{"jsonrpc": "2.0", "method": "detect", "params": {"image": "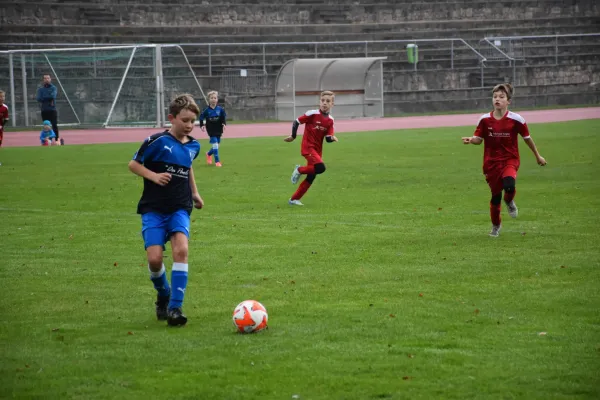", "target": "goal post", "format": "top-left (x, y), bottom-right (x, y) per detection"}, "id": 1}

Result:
top-left (1, 44), bottom-right (207, 128)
